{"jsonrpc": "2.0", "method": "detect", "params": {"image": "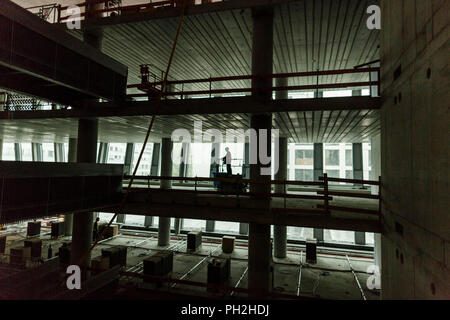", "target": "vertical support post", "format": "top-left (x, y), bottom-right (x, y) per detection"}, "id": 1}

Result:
top-left (313, 143), bottom-right (324, 240)
top-left (64, 138), bottom-right (77, 236)
top-left (118, 143), bottom-right (134, 224)
top-left (158, 137), bottom-right (173, 246)
top-left (32, 143), bottom-right (43, 162)
top-left (273, 90), bottom-right (288, 259)
top-left (71, 0), bottom-right (103, 276)
top-left (352, 142), bottom-right (364, 185)
top-left (97, 142), bottom-right (109, 164)
top-left (323, 173), bottom-right (329, 214)
top-left (71, 118), bottom-right (98, 276)
top-left (0, 139), bottom-right (3, 160)
top-left (239, 142), bottom-right (250, 235)
top-left (54, 143), bottom-right (66, 162)
top-left (14, 143), bottom-right (22, 161)
top-left (207, 141), bottom-right (220, 233)
top-left (353, 140), bottom-right (364, 243)
top-left (150, 142), bottom-right (161, 176)
top-left (247, 5), bottom-right (274, 297)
